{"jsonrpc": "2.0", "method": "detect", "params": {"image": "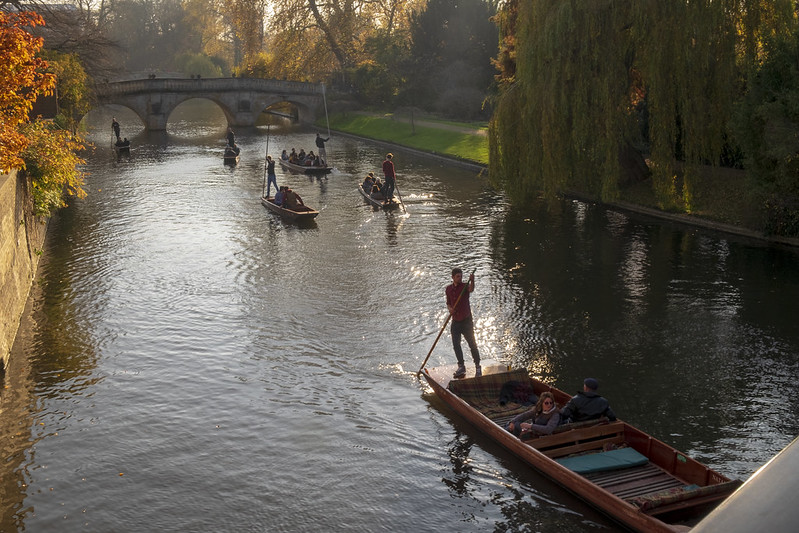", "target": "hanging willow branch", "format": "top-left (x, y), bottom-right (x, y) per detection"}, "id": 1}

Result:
top-left (489, 0), bottom-right (796, 209)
